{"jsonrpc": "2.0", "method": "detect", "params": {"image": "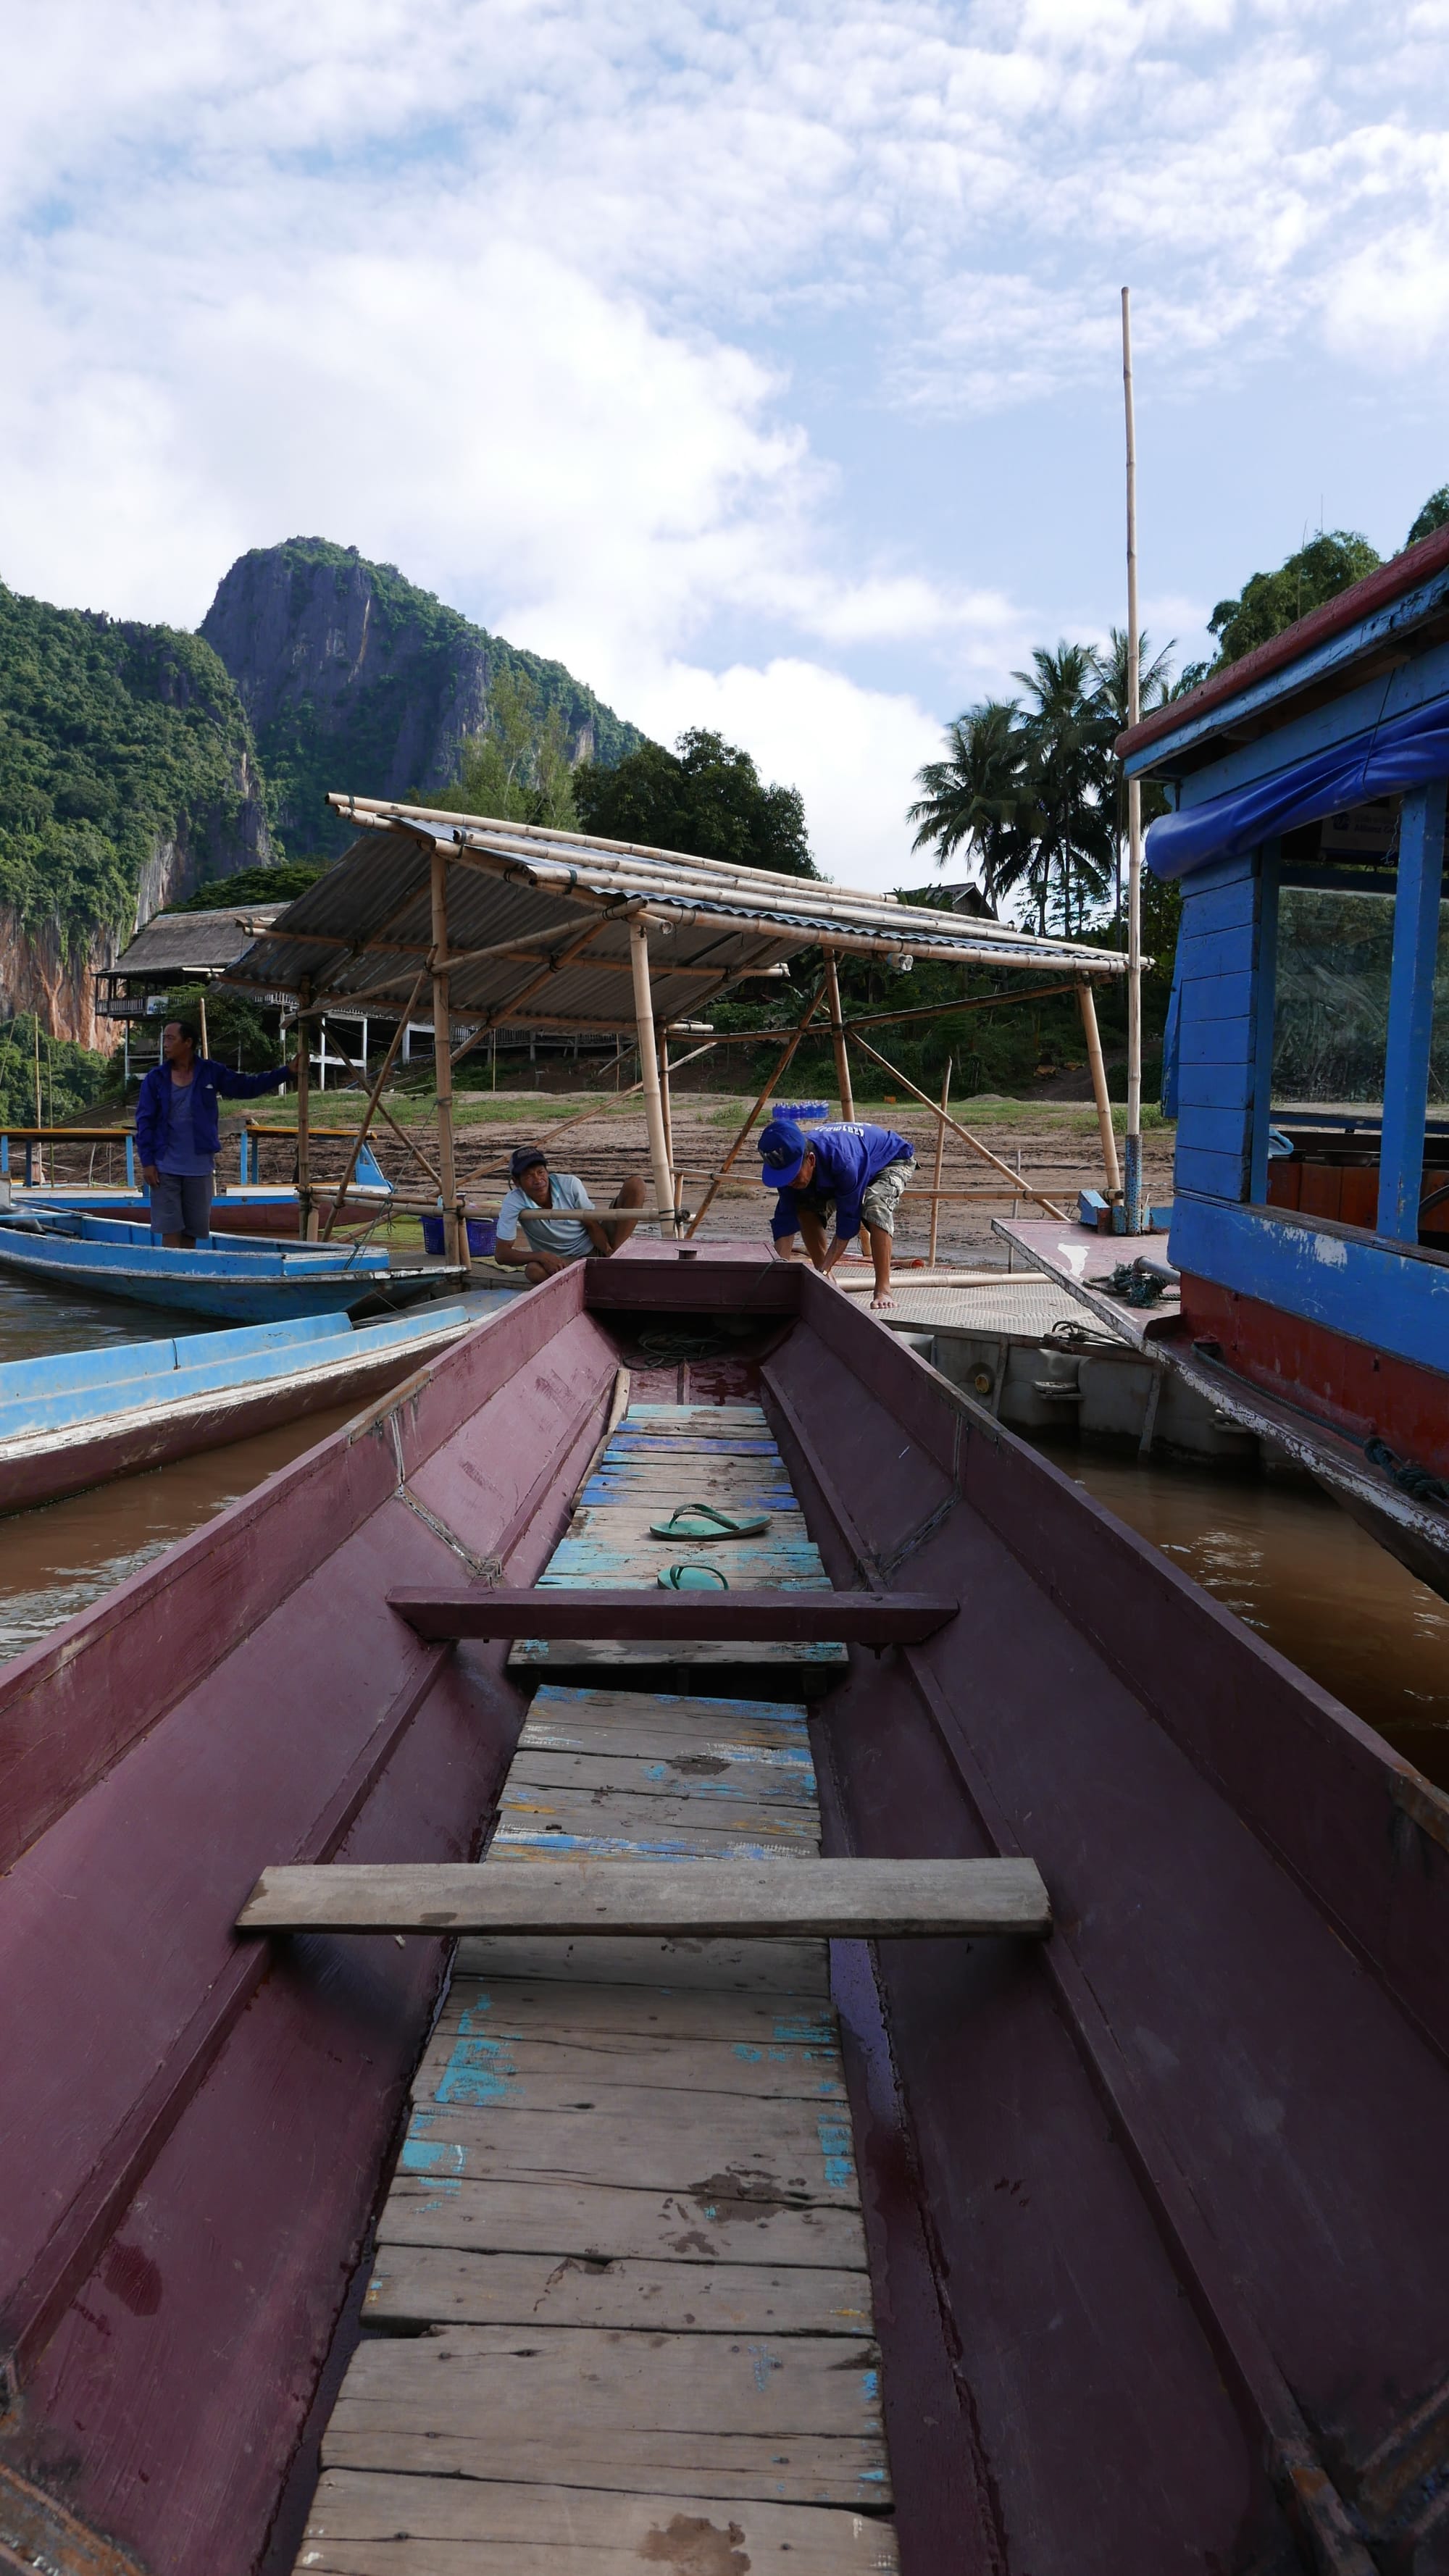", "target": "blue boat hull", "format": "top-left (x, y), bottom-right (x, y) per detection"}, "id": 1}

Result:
top-left (0, 1223), bottom-right (397, 1323)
